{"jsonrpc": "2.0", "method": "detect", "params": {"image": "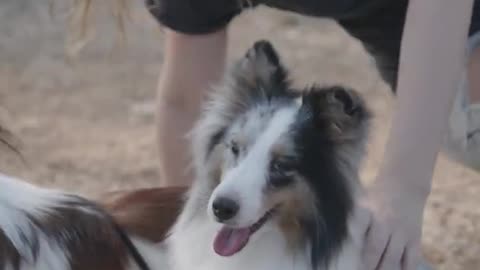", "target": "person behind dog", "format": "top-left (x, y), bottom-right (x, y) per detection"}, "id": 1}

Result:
top-left (140, 0), bottom-right (479, 270)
